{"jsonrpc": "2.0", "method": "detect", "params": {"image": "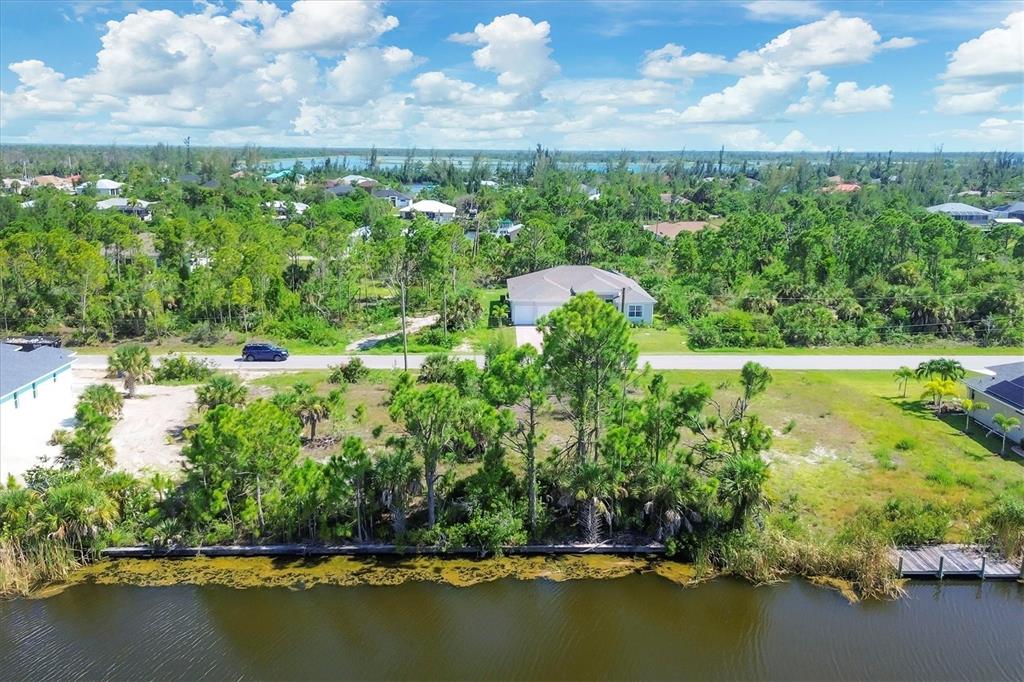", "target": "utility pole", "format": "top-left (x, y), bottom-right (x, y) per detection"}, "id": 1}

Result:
top-left (401, 258), bottom-right (409, 371)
